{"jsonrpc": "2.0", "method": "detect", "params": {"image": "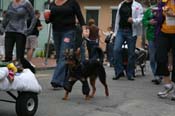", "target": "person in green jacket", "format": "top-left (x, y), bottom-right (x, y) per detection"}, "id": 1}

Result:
top-left (142, 3), bottom-right (162, 85)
